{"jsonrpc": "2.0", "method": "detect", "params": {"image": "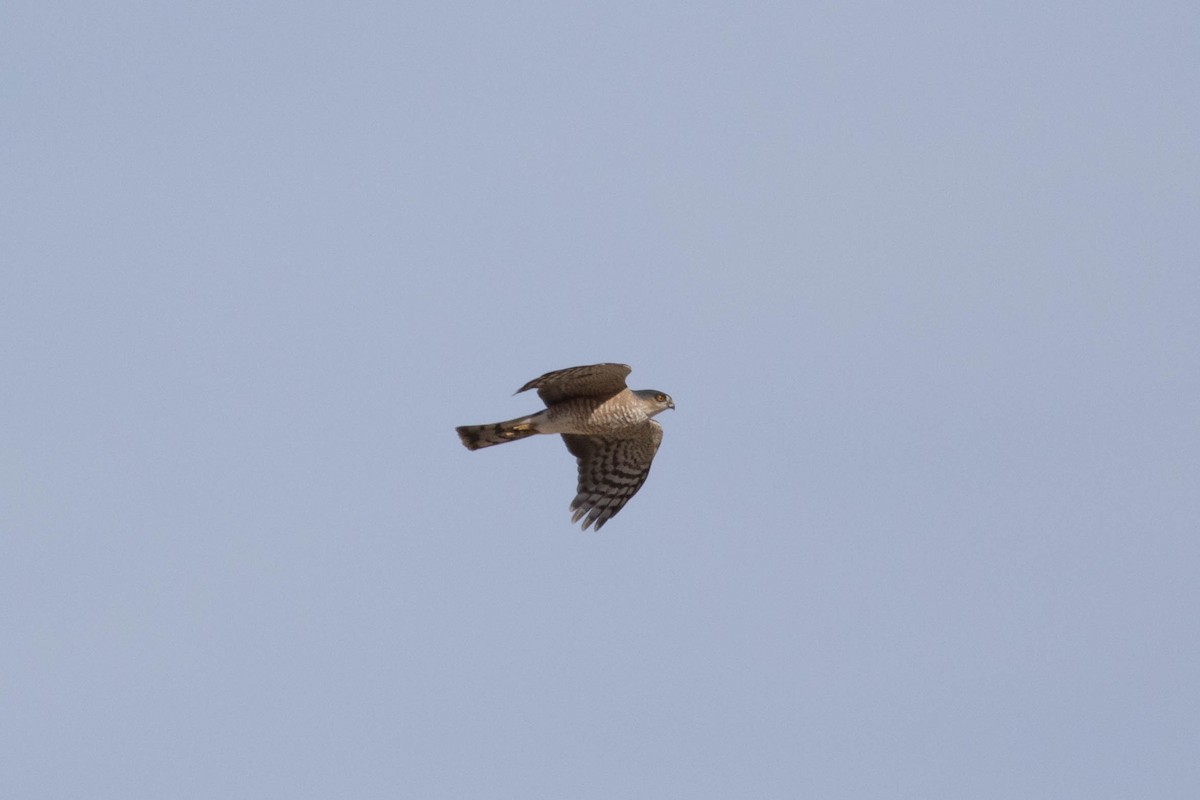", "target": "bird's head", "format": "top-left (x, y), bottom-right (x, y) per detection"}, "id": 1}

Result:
top-left (636, 389), bottom-right (675, 416)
